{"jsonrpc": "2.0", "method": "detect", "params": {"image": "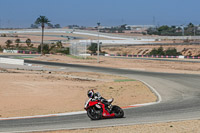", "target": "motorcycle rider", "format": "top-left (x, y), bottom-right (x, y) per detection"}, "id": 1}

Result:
top-left (87, 89), bottom-right (111, 111)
